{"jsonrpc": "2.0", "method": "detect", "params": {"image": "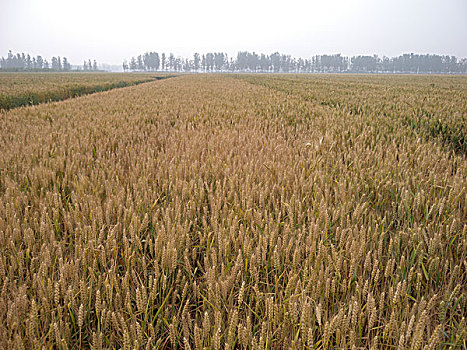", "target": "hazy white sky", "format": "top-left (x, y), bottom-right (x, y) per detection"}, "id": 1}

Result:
top-left (1, 0), bottom-right (466, 65)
